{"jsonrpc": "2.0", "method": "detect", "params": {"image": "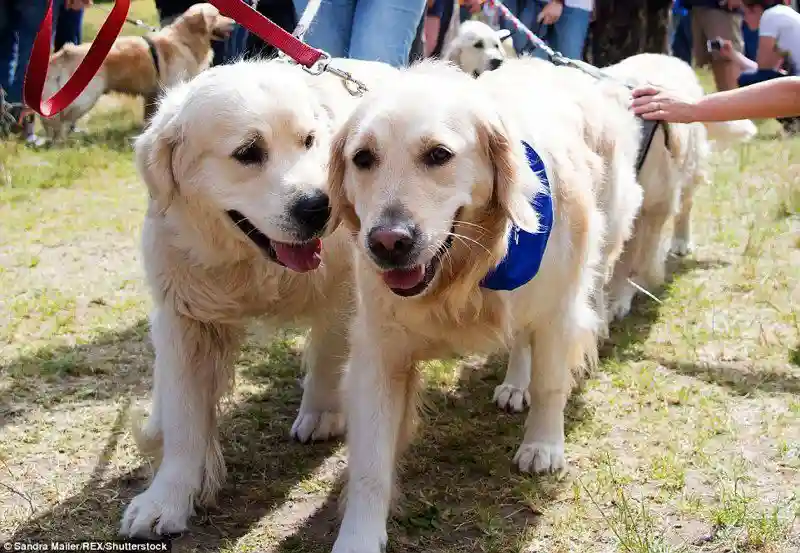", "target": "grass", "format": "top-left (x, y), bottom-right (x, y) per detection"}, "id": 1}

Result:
top-left (1, 3), bottom-right (799, 550)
